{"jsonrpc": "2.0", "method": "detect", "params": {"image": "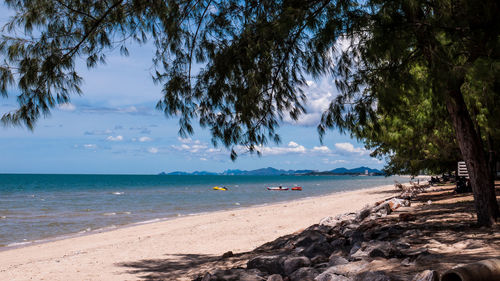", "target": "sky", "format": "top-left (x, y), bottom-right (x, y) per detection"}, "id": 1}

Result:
top-left (0, 3), bottom-right (384, 174)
